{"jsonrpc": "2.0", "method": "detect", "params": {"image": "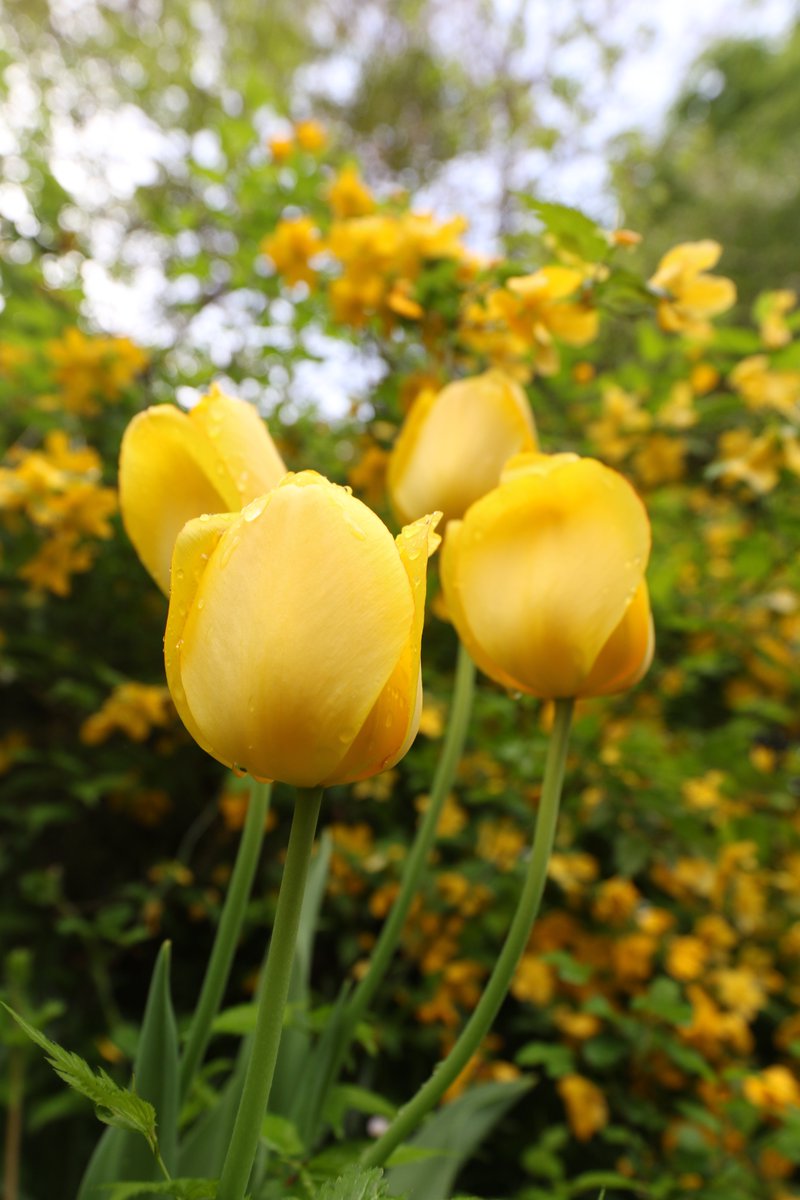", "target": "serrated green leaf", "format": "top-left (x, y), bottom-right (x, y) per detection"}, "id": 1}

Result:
top-left (2, 1004), bottom-right (157, 1152)
top-left (315, 1164), bottom-right (396, 1200)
